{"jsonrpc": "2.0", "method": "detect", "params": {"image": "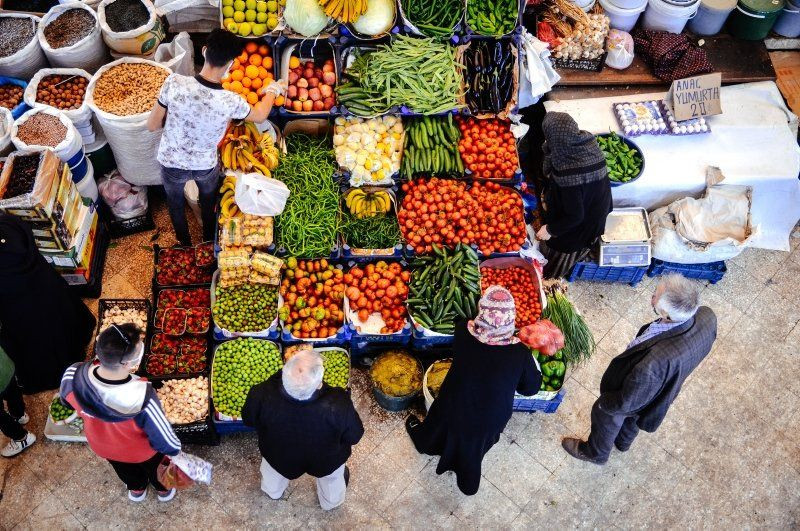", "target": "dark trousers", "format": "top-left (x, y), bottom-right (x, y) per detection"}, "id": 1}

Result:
top-left (161, 164), bottom-right (220, 246)
top-left (582, 400), bottom-right (640, 462)
top-left (0, 374), bottom-right (27, 441)
top-left (108, 452), bottom-right (168, 492)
